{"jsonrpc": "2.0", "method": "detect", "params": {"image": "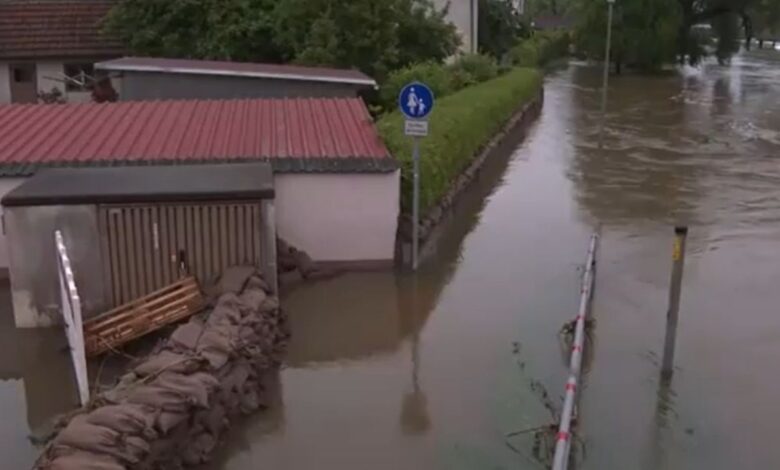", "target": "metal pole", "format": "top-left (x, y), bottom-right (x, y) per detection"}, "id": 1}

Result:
top-left (552, 233), bottom-right (599, 470)
top-left (598, 0), bottom-right (615, 149)
top-left (661, 226), bottom-right (687, 380)
top-left (412, 138), bottom-right (420, 271)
